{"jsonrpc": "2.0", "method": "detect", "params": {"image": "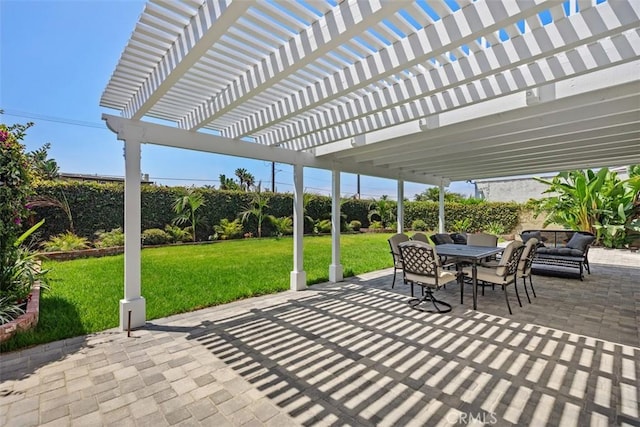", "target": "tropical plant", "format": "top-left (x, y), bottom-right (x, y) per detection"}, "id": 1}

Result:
top-left (141, 228), bottom-right (171, 245)
top-left (164, 225), bottom-right (191, 243)
top-left (235, 168), bottom-right (255, 191)
top-left (368, 220), bottom-right (383, 230)
top-left (485, 222), bottom-right (505, 235)
top-left (172, 188), bottom-right (206, 242)
top-left (414, 187), bottom-right (466, 202)
top-left (27, 142), bottom-right (59, 181)
top-left (535, 167), bottom-right (640, 247)
top-left (218, 174), bottom-right (240, 191)
top-left (27, 193), bottom-right (74, 232)
top-left (240, 183), bottom-right (270, 238)
top-left (41, 231), bottom-right (90, 252)
top-left (314, 219), bottom-right (332, 234)
top-left (368, 197), bottom-right (396, 229)
top-left (449, 218), bottom-right (471, 233)
top-left (94, 228), bottom-right (125, 248)
top-left (0, 220), bottom-right (50, 324)
top-left (213, 218), bottom-right (244, 240)
top-left (269, 216), bottom-right (293, 237)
